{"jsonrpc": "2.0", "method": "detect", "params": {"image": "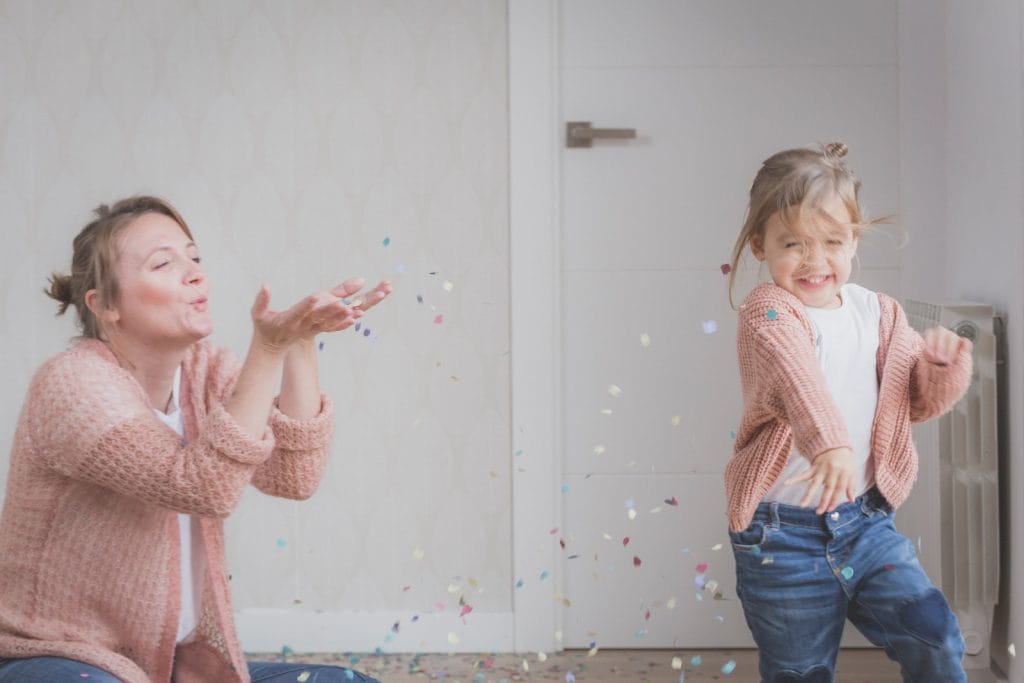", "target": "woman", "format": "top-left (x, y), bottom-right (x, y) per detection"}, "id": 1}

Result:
top-left (0, 196), bottom-right (388, 682)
